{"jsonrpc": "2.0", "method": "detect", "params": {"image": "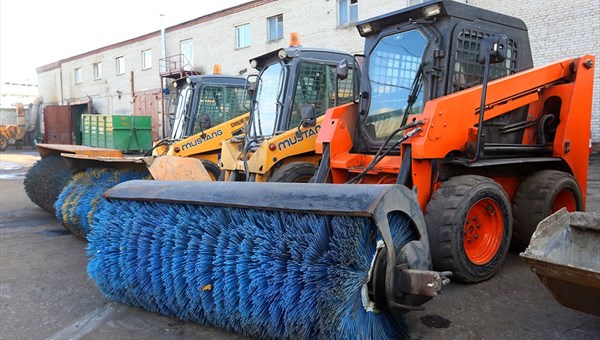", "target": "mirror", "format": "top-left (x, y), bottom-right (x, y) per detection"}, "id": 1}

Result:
top-left (244, 74), bottom-right (258, 101)
top-left (199, 114), bottom-right (211, 130)
top-left (300, 104), bottom-right (316, 127)
top-left (336, 59), bottom-right (349, 80)
top-left (247, 80), bottom-right (256, 97)
top-left (478, 34), bottom-right (508, 65)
